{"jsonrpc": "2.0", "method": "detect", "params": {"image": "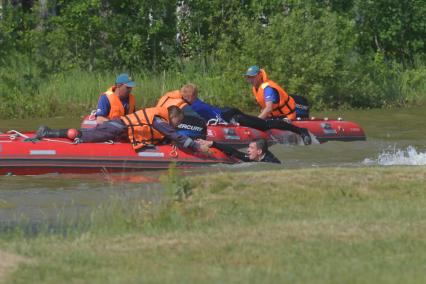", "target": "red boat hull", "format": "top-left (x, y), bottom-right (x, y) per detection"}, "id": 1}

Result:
top-left (0, 132), bottom-right (235, 175)
top-left (81, 116), bottom-right (366, 147)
